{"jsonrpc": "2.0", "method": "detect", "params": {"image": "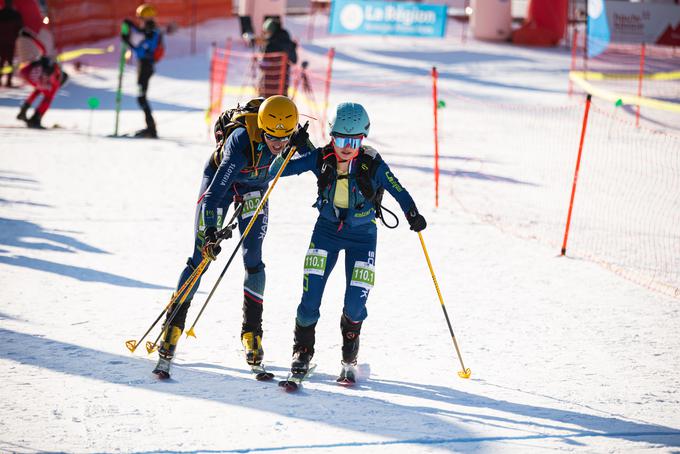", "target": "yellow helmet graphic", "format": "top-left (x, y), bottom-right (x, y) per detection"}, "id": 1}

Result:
top-left (257, 95), bottom-right (298, 137)
top-left (136, 3), bottom-right (158, 19)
